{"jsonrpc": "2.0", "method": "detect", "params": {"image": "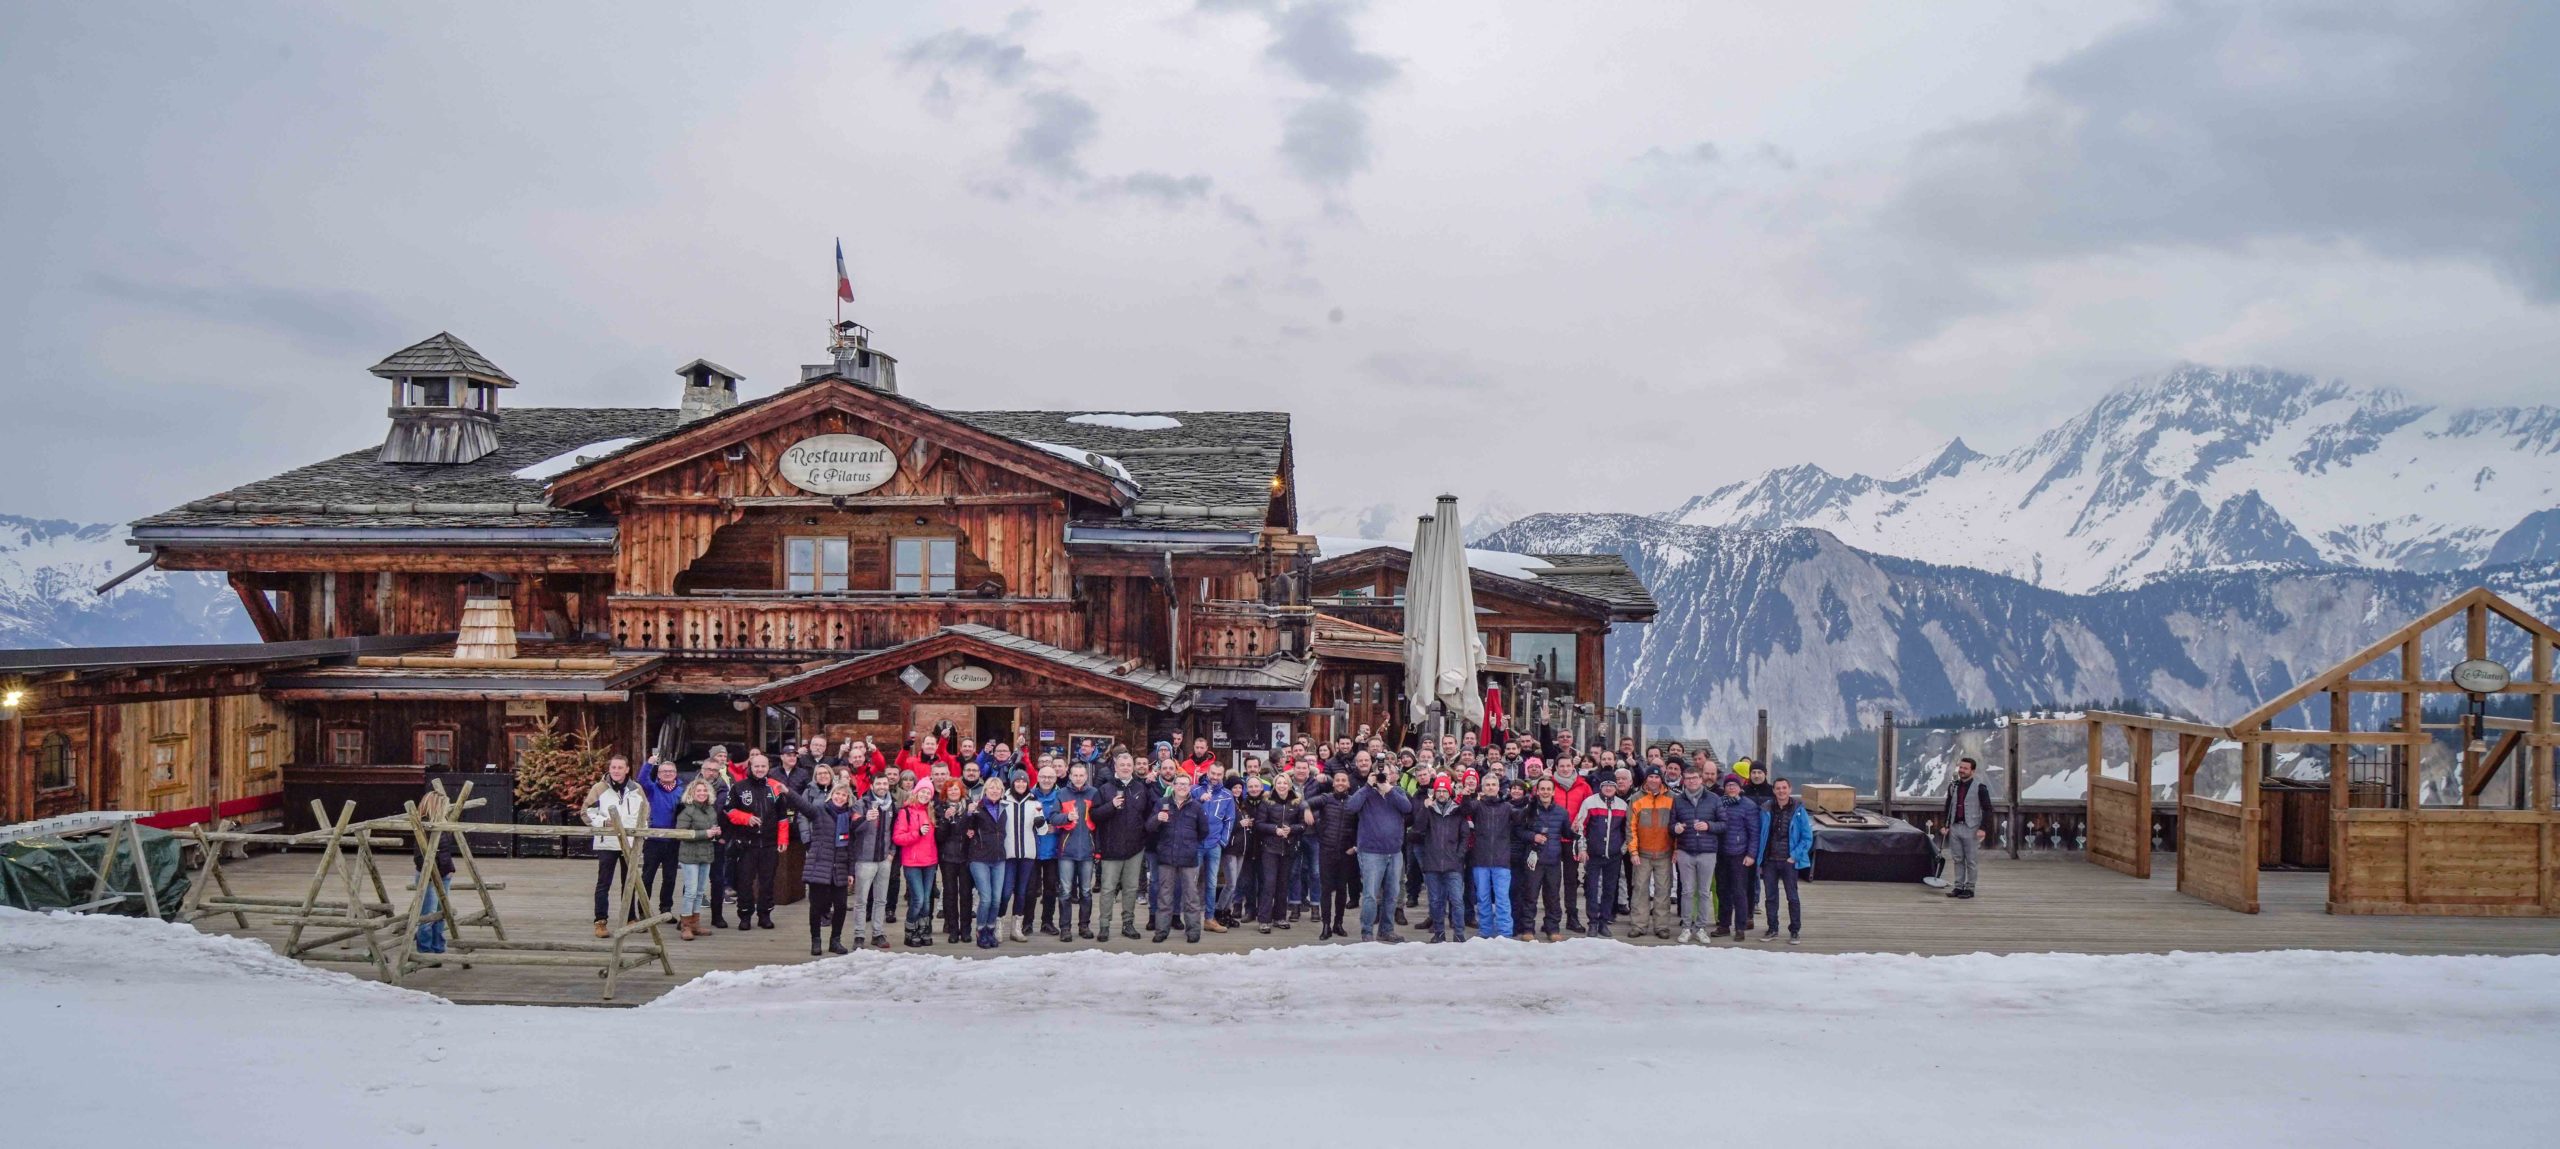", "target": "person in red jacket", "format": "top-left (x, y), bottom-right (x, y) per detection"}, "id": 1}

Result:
top-left (1553, 762), bottom-right (1595, 933)
top-left (1180, 737), bottom-right (1220, 781)
top-left (721, 751), bottom-right (792, 930)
